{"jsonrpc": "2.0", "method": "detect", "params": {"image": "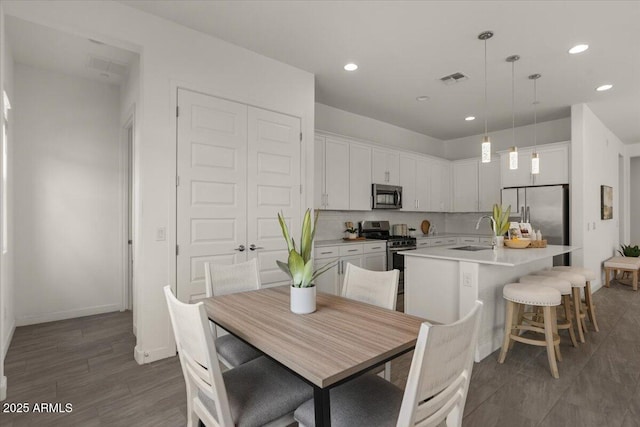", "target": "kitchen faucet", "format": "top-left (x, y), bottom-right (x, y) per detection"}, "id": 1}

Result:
top-left (476, 215), bottom-right (497, 250)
